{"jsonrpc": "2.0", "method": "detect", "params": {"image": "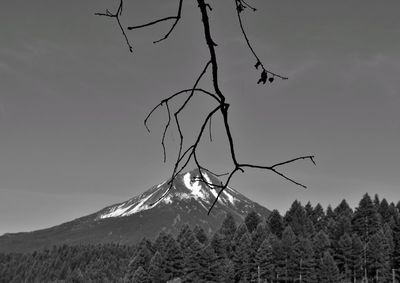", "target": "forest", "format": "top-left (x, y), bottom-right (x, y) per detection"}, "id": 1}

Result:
top-left (1, 193), bottom-right (400, 282)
